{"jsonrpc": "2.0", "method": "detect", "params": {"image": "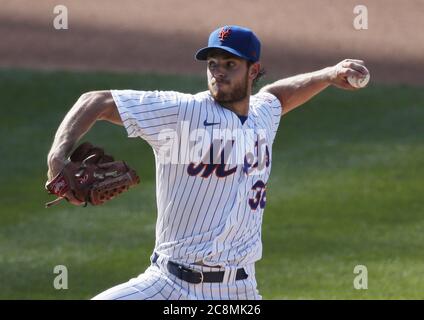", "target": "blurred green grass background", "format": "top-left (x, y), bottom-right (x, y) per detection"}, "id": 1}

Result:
top-left (0, 69), bottom-right (423, 299)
